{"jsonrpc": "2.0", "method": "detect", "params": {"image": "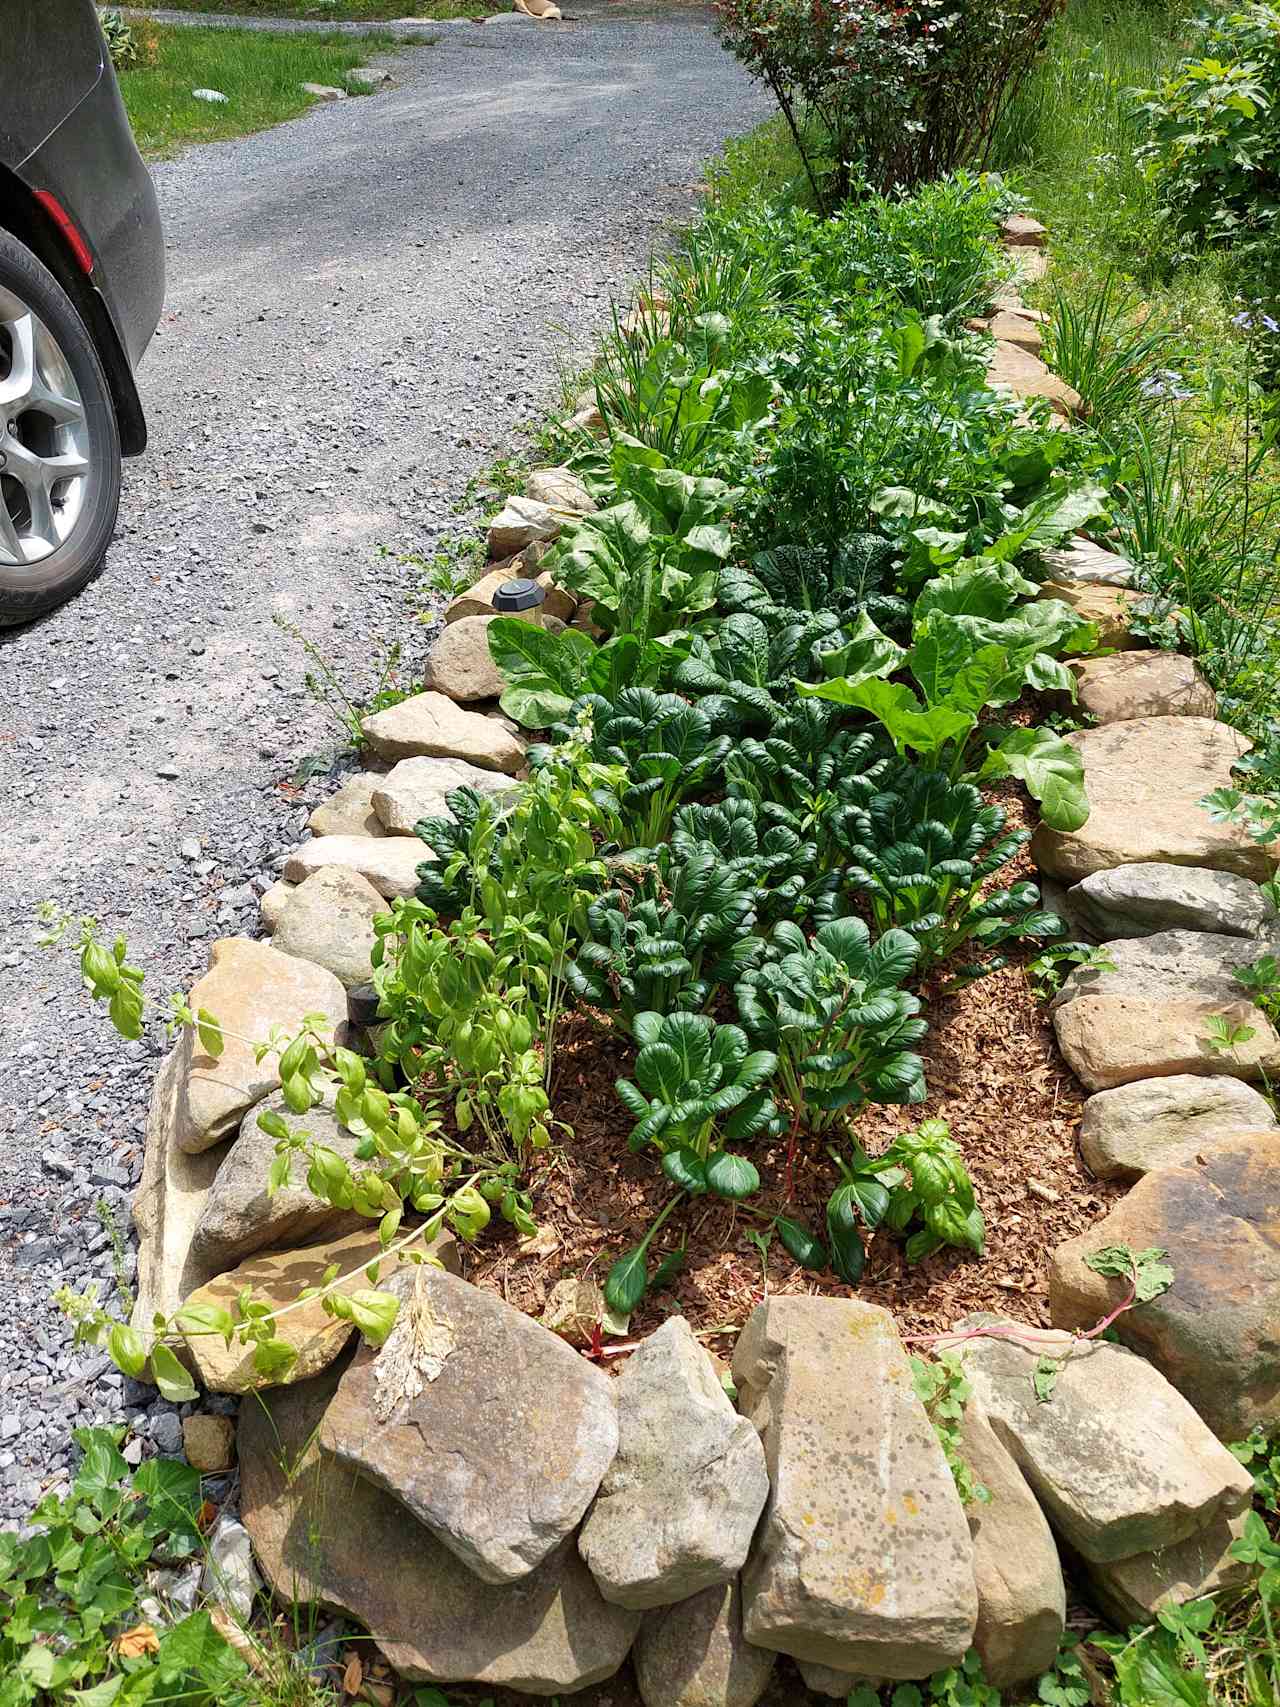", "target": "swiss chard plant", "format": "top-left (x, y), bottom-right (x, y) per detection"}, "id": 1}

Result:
top-left (829, 768), bottom-right (1064, 981)
top-left (486, 617), bottom-right (690, 730)
top-left (565, 848), bottom-right (765, 1022)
